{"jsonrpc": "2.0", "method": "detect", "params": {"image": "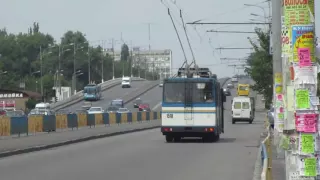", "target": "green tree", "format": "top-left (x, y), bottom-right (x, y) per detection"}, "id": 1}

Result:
top-left (0, 22), bottom-right (156, 102)
top-left (245, 28), bottom-right (273, 107)
top-left (120, 43), bottom-right (129, 61)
